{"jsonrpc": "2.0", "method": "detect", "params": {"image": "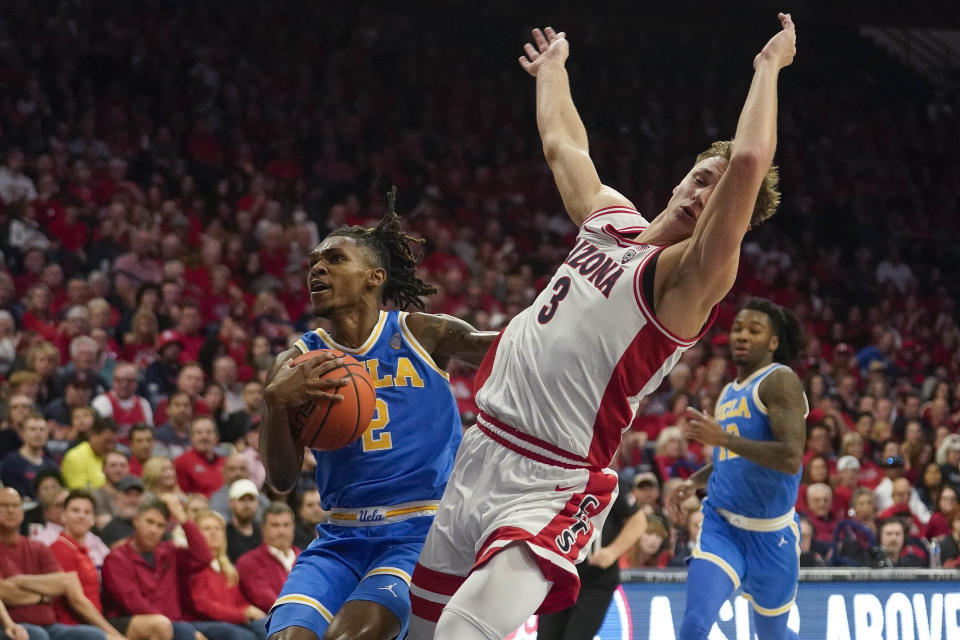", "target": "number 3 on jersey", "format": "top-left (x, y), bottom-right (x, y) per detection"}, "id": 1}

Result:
top-left (362, 398), bottom-right (391, 452)
top-left (538, 276), bottom-right (571, 324)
